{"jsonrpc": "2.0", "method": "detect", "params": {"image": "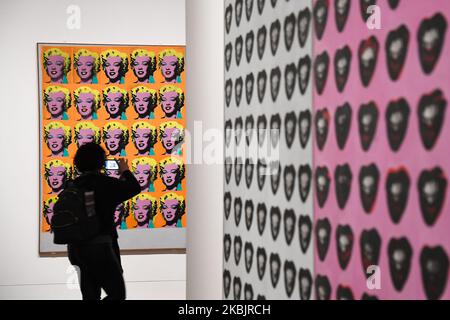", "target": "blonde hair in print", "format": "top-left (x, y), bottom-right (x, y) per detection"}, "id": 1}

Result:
top-left (159, 192), bottom-right (185, 214)
top-left (122, 201), bottom-right (130, 217)
top-left (43, 196), bottom-right (59, 212)
top-left (44, 159), bottom-right (72, 180)
top-left (131, 193), bottom-right (158, 218)
top-left (43, 195), bottom-right (59, 226)
top-left (102, 86), bottom-right (129, 109)
top-left (74, 49), bottom-right (101, 73)
top-left (131, 121), bottom-right (157, 145)
top-left (44, 86), bottom-right (71, 111)
top-left (73, 86), bottom-right (101, 111)
top-left (131, 86), bottom-right (158, 106)
top-left (159, 157), bottom-right (185, 180)
top-left (43, 48), bottom-right (71, 74)
top-left (100, 49), bottom-right (129, 74)
top-left (44, 121), bottom-right (72, 147)
top-left (116, 201), bottom-right (130, 225)
top-left (131, 157), bottom-right (158, 182)
top-left (158, 85), bottom-right (185, 108)
top-left (74, 122), bottom-right (101, 145)
top-left (130, 49), bottom-right (157, 74)
top-left (43, 196), bottom-right (58, 220)
top-left (159, 121), bottom-right (185, 143)
top-left (102, 121), bottom-right (129, 145)
top-left (158, 49), bottom-right (184, 75)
